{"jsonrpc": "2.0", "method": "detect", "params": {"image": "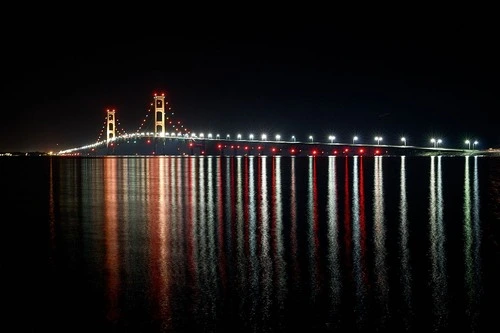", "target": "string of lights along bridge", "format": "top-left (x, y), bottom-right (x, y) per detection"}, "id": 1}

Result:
top-left (57, 92), bottom-right (484, 157)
